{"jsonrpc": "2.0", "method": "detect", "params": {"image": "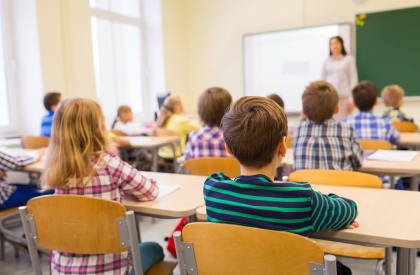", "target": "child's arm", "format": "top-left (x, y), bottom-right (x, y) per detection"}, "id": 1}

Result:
top-left (387, 123), bottom-right (401, 144)
top-left (349, 128), bottom-right (364, 167)
top-left (0, 149), bottom-right (44, 171)
top-left (180, 118), bottom-right (202, 132)
top-left (311, 189), bottom-right (358, 234)
top-left (184, 136), bottom-right (193, 160)
top-left (108, 154), bottom-right (159, 201)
